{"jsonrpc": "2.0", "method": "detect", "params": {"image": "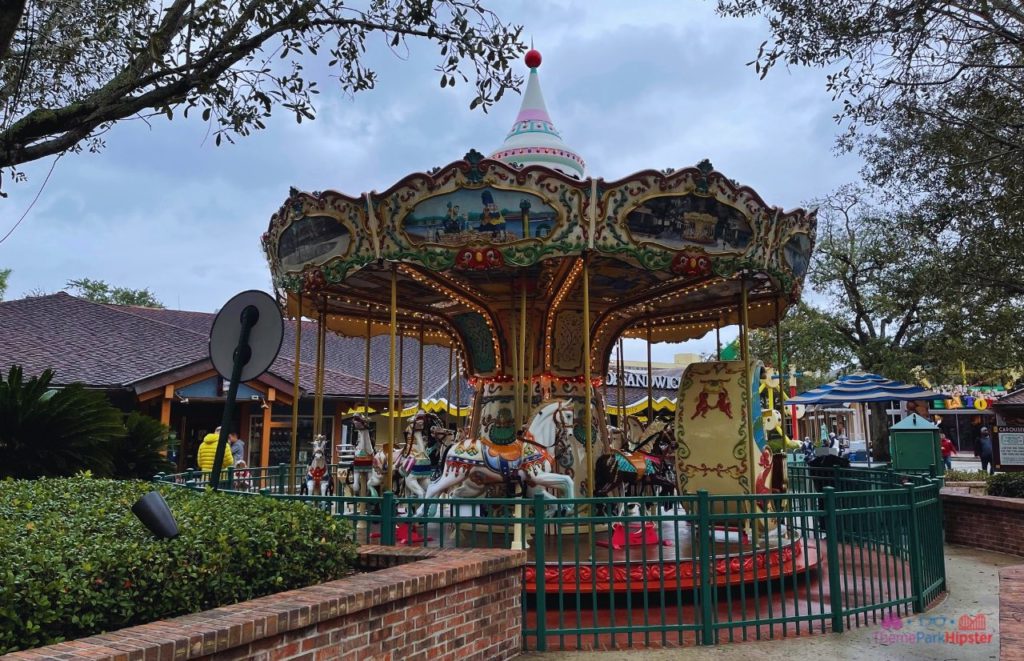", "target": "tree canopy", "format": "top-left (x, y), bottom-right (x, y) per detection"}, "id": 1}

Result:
top-left (65, 277), bottom-right (164, 307)
top-left (0, 267), bottom-right (8, 299)
top-left (0, 0), bottom-right (523, 191)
